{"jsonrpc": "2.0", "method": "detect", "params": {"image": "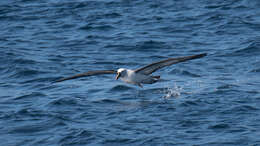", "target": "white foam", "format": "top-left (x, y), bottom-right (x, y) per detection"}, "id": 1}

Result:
top-left (163, 83), bottom-right (183, 98)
